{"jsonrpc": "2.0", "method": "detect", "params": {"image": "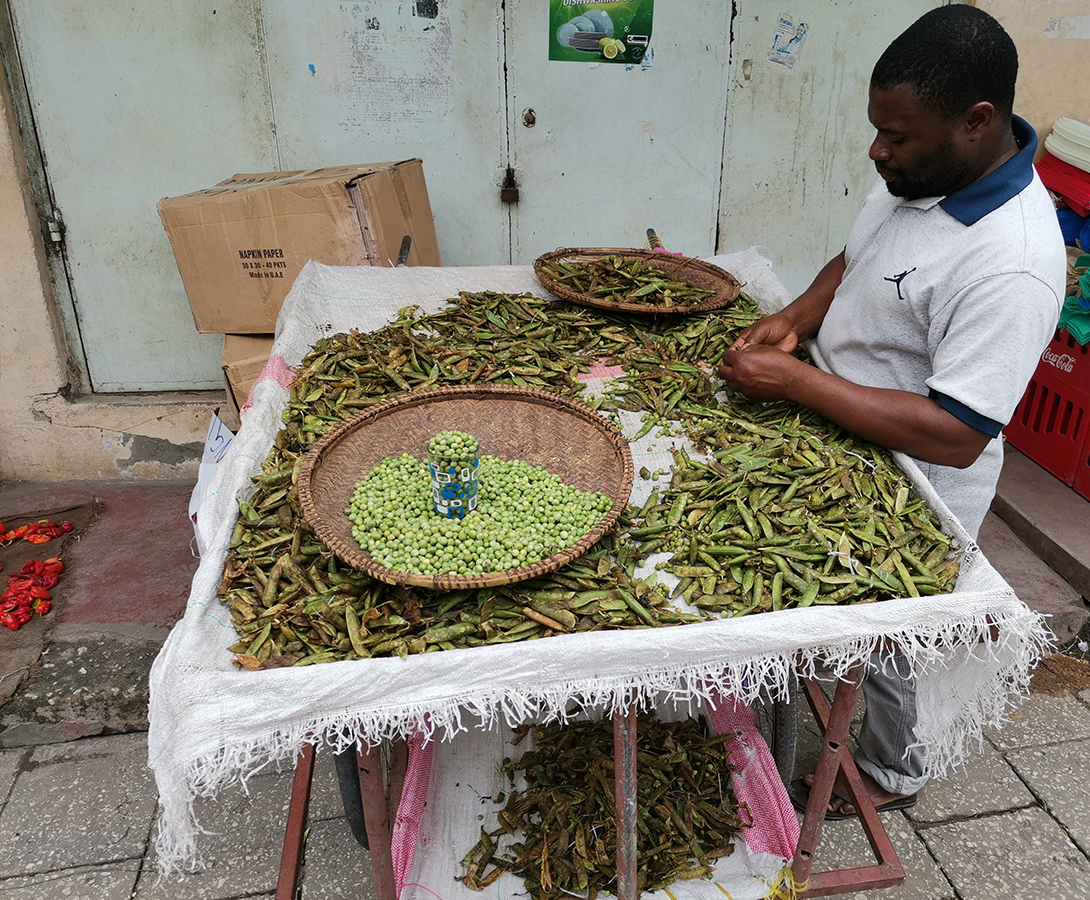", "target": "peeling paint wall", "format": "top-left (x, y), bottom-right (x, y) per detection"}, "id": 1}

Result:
top-left (973, 0), bottom-right (1090, 150)
top-left (717, 1), bottom-right (943, 297)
